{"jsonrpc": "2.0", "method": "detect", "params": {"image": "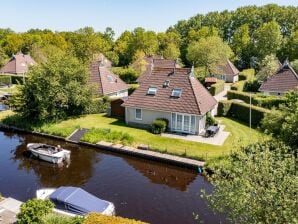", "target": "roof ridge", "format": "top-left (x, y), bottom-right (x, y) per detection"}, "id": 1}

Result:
top-left (188, 75), bottom-right (202, 115)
